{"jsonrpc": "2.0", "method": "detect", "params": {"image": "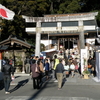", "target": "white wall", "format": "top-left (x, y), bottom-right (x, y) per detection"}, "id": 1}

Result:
top-left (41, 40), bottom-right (52, 46)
